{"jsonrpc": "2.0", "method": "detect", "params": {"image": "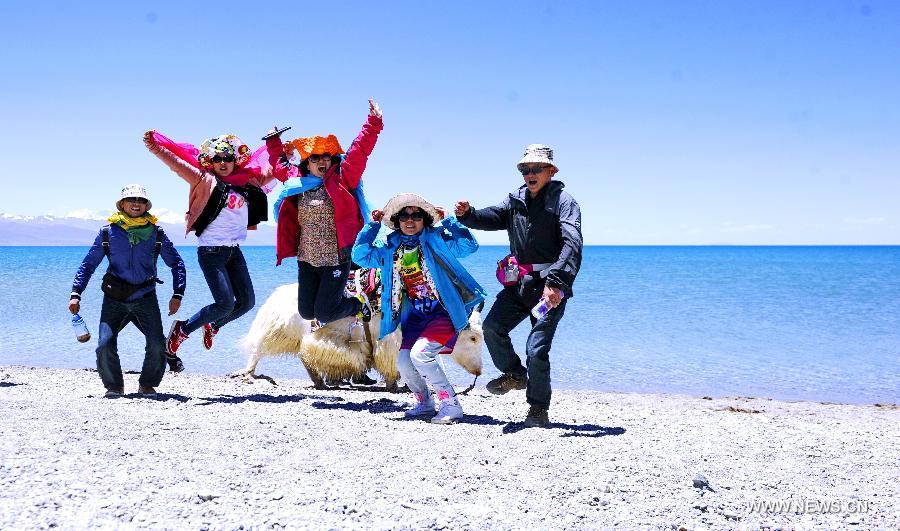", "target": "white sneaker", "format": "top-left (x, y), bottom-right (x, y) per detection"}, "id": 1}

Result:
top-left (404, 393), bottom-right (436, 417)
top-left (431, 400), bottom-right (463, 424)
